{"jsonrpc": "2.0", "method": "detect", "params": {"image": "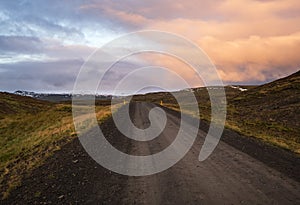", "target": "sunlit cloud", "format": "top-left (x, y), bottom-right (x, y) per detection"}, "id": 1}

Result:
top-left (0, 0), bottom-right (299, 92)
